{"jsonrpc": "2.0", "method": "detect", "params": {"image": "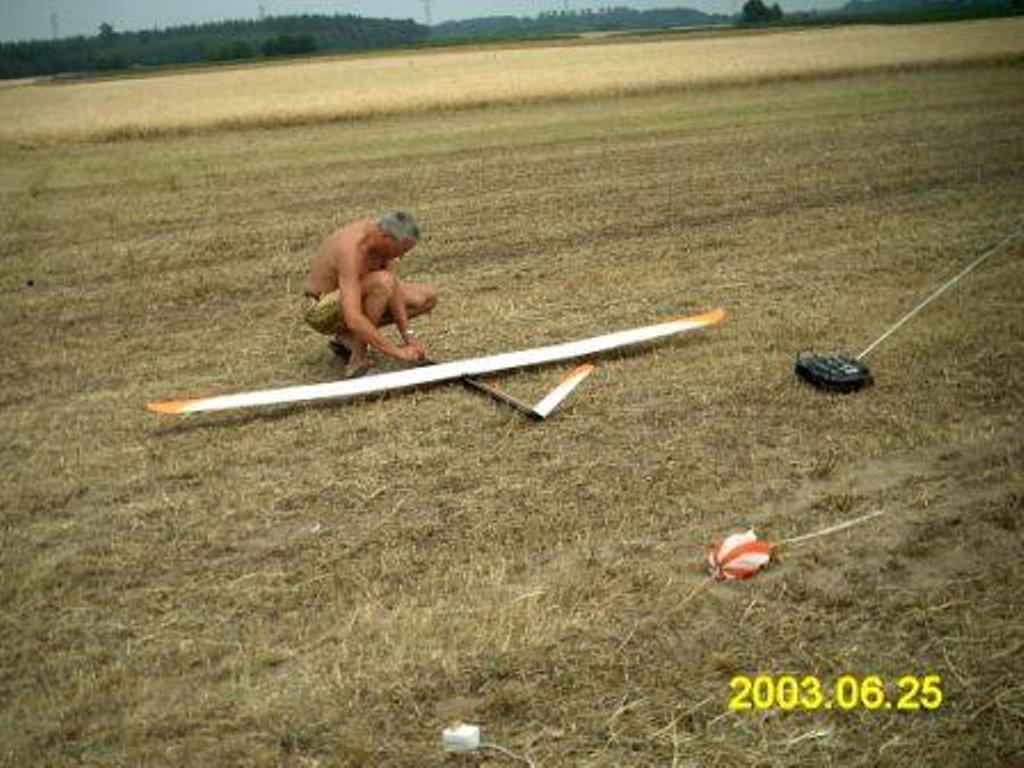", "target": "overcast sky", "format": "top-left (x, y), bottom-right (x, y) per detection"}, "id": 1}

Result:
top-left (0, 0), bottom-right (840, 42)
